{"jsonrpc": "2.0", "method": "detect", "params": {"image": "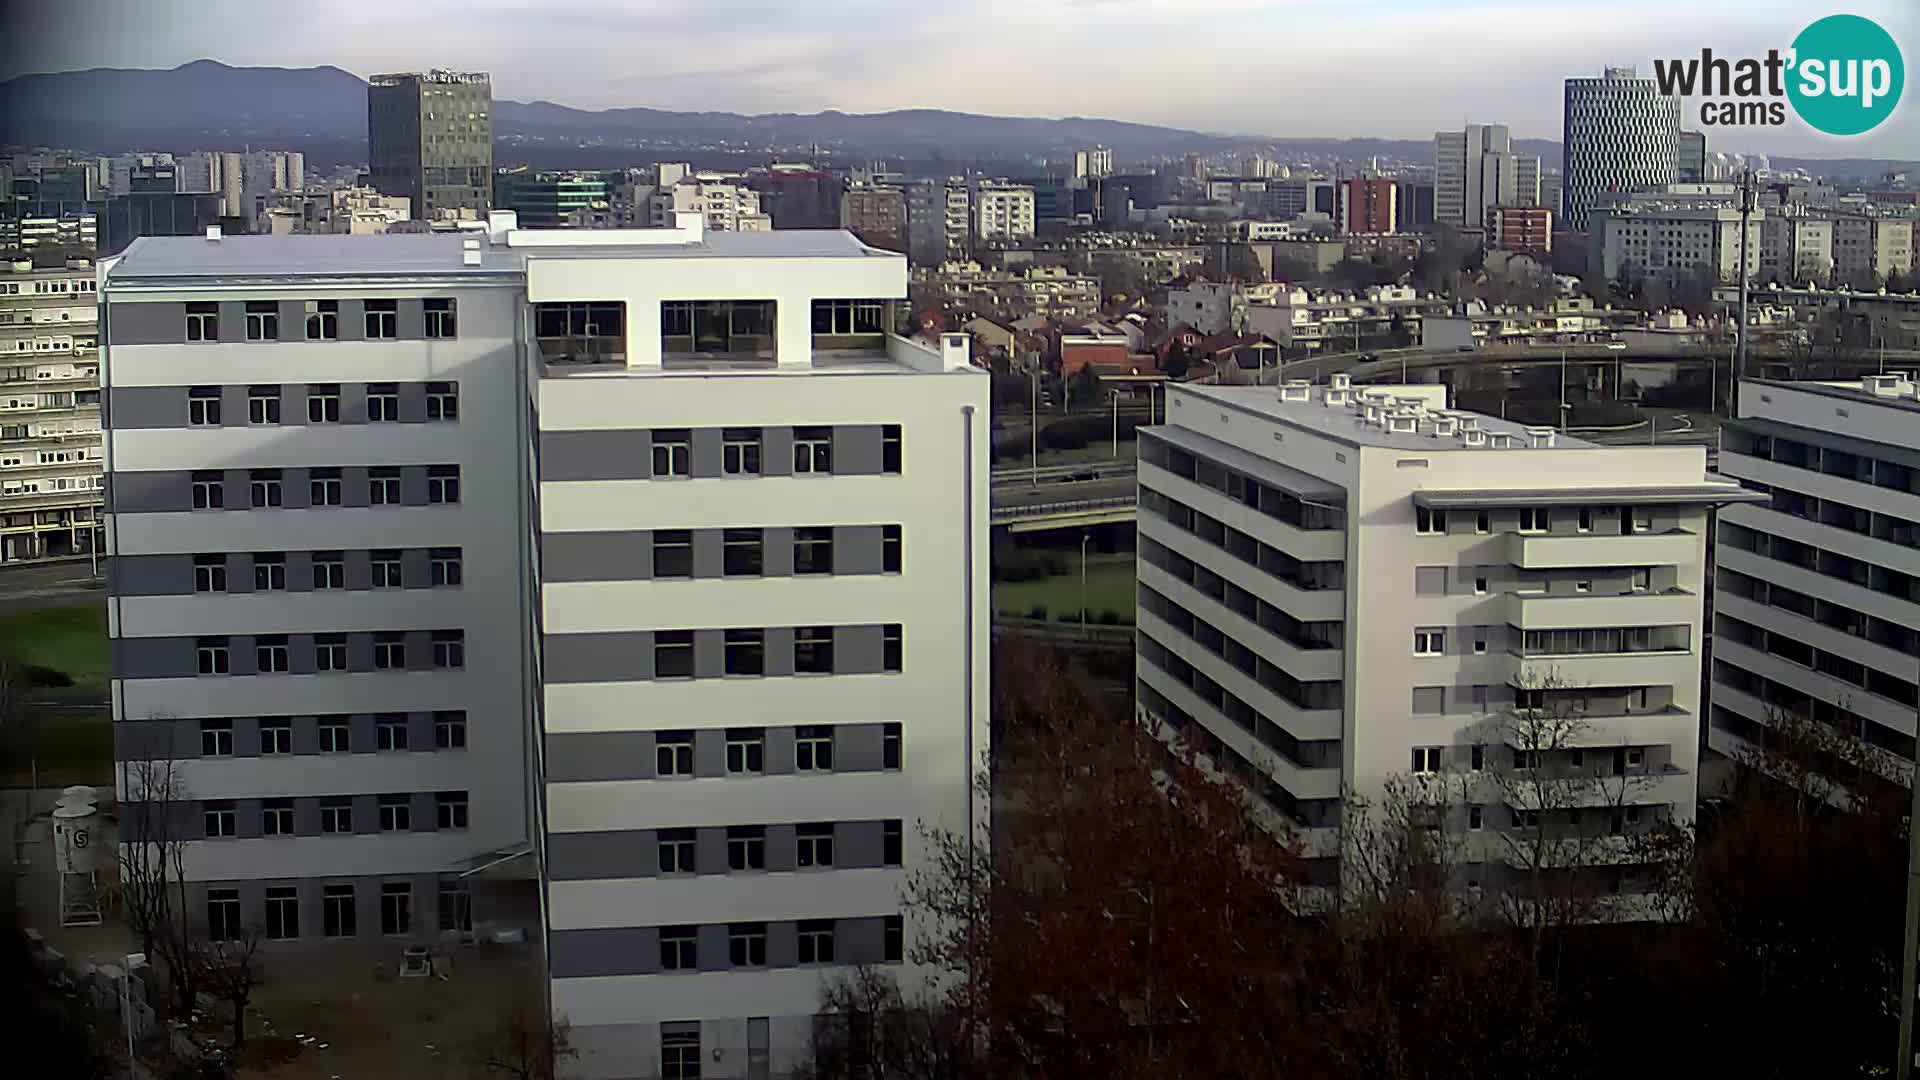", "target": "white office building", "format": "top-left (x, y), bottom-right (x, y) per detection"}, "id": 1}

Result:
top-left (101, 214), bottom-right (988, 1079)
top-left (2, 258), bottom-right (104, 563)
top-left (1710, 376), bottom-right (1920, 787)
top-left (1589, 195), bottom-right (1763, 285)
top-left (1434, 124), bottom-right (1541, 229)
top-left (1134, 377), bottom-right (1758, 896)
